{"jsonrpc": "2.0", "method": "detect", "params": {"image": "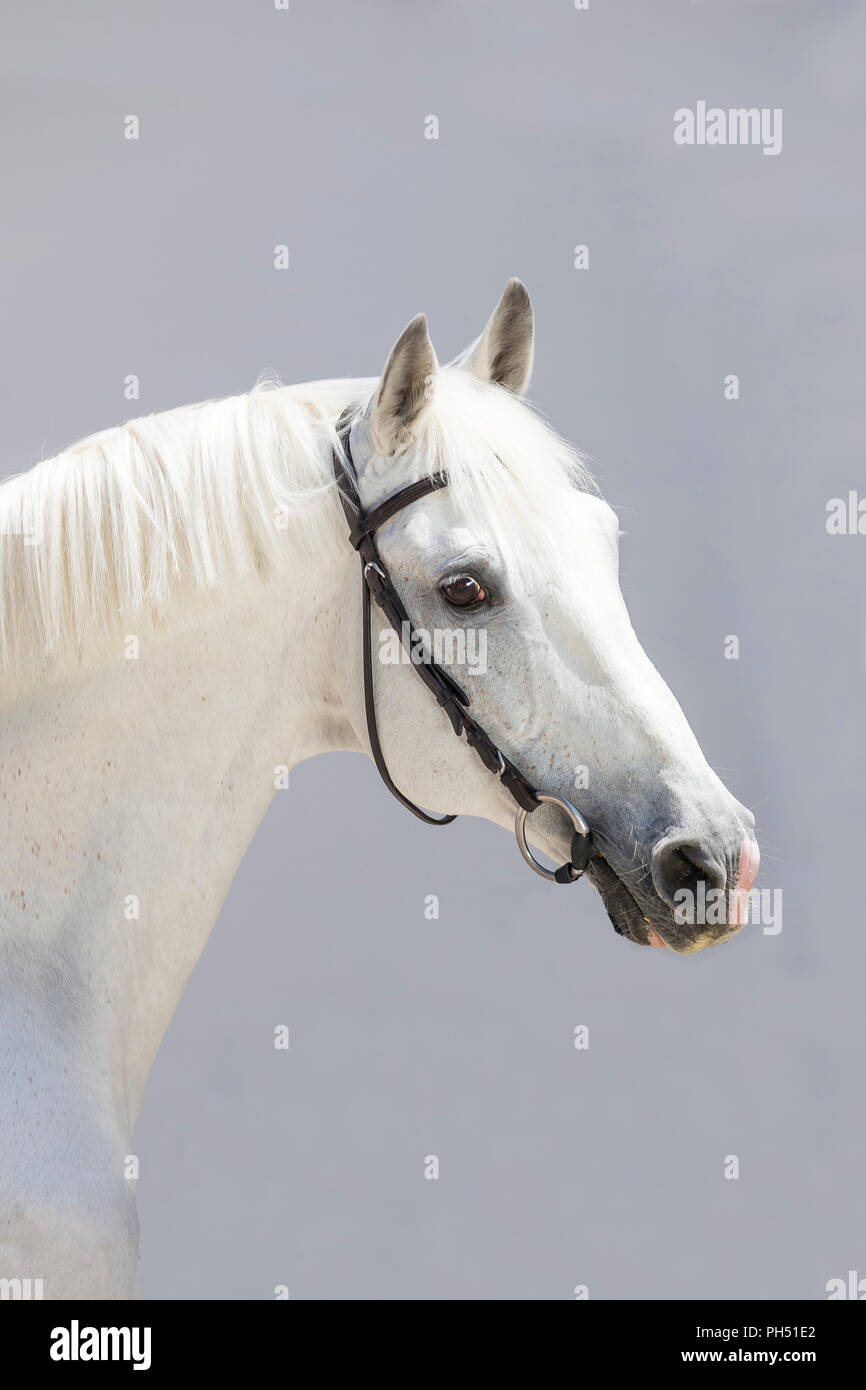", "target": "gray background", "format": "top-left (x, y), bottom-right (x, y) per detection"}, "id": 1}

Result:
top-left (2, 1), bottom-right (863, 1299)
